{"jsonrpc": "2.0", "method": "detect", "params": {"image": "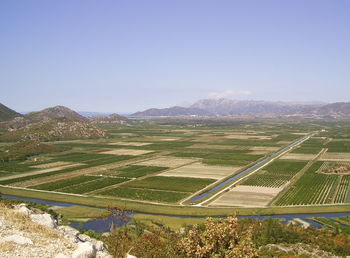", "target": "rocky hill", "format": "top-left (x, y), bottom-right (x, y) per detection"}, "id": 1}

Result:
top-left (0, 103), bottom-right (22, 121)
top-left (0, 120), bottom-right (106, 142)
top-left (0, 105), bottom-right (106, 141)
top-left (89, 113), bottom-right (130, 124)
top-left (25, 106), bottom-right (89, 123)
